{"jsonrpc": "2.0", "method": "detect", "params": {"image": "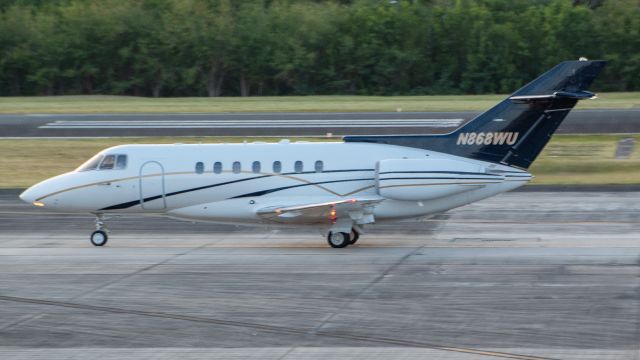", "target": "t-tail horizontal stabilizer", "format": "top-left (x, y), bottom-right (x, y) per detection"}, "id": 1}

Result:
top-left (344, 59), bottom-right (607, 169)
